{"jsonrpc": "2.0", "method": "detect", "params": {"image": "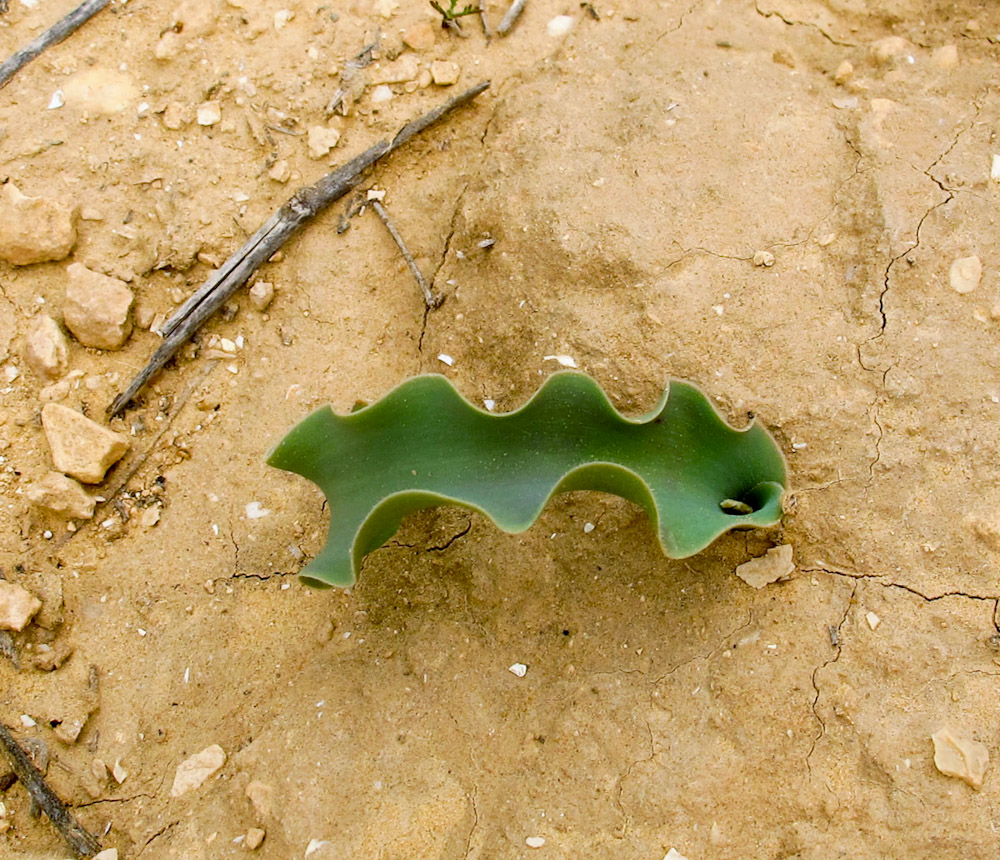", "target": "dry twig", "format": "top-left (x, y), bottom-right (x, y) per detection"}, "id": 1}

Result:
top-left (0, 0), bottom-right (108, 91)
top-left (370, 199), bottom-right (441, 309)
top-left (0, 721), bottom-right (101, 857)
top-left (496, 0), bottom-right (527, 35)
top-left (109, 81), bottom-right (490, 417)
